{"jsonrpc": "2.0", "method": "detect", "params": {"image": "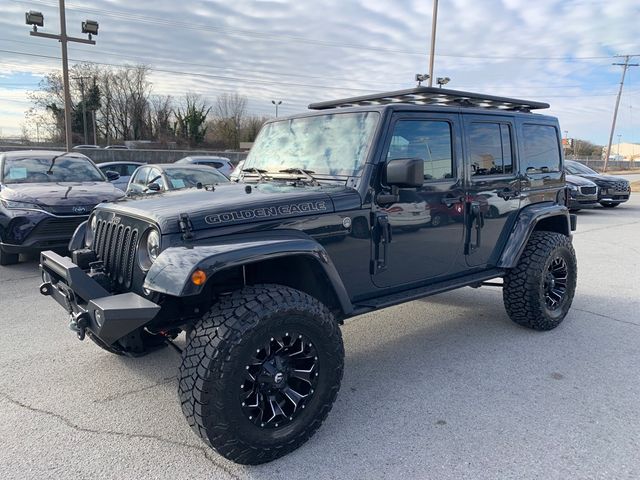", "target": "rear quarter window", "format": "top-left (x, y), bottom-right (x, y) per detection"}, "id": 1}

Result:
top-left (522, 124), bottom-right (561, 174)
